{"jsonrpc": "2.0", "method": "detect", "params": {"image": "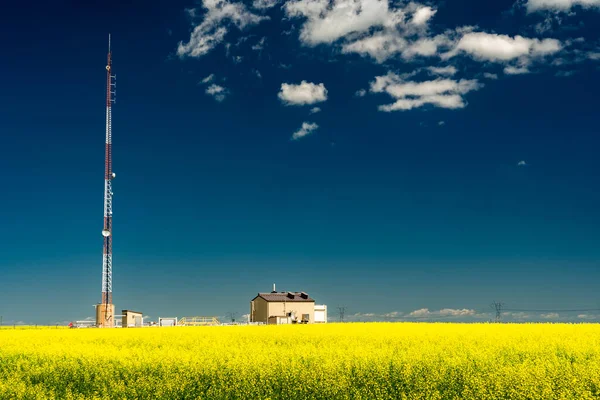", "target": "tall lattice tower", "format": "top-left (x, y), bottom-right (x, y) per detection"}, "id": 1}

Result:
top-left (96, 34), bottom-right (117, 328)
